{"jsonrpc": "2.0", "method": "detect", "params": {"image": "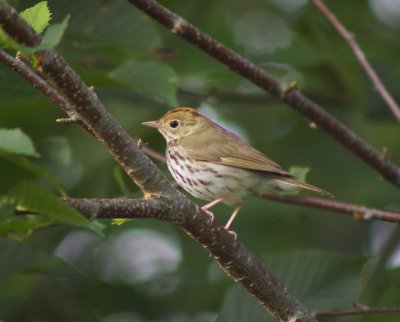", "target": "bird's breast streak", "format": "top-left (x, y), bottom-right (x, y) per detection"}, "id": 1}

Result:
top-left (167, 149), bottom-right (257, 204)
